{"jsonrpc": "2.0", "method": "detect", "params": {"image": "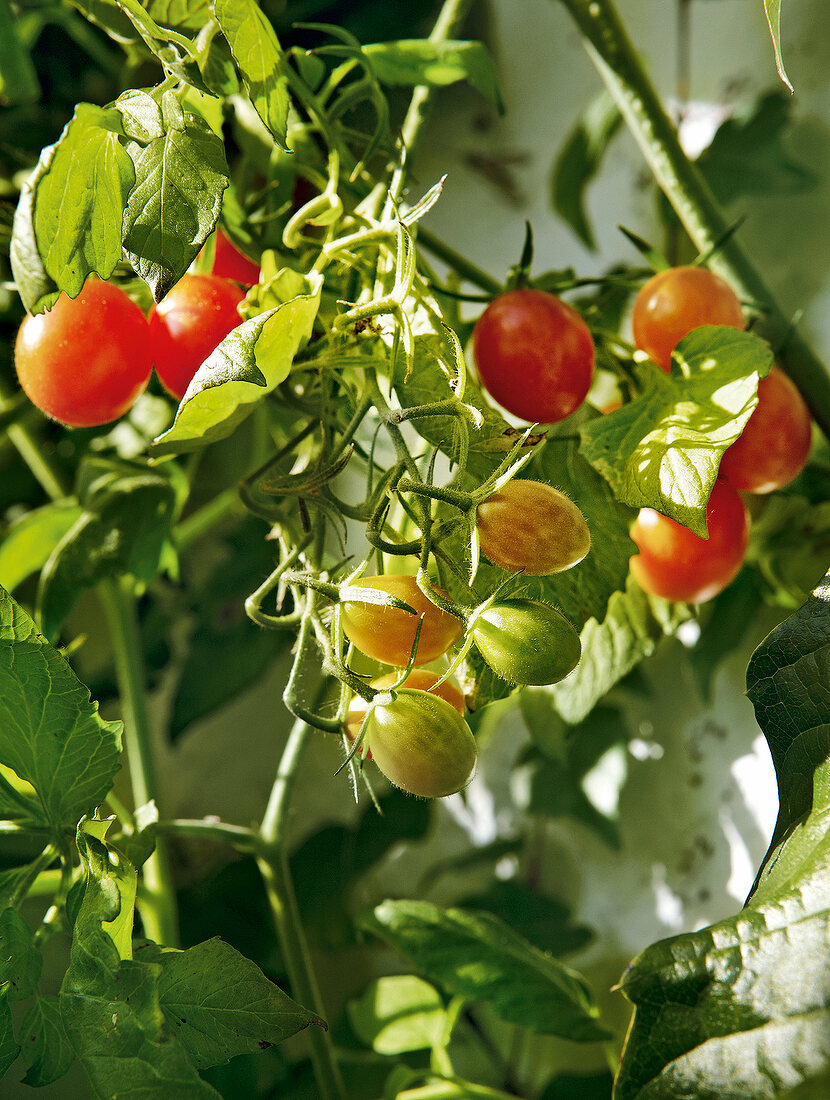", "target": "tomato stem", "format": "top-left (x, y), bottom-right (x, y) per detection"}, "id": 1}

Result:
top-left (560, 0), bottom-right (830, 438)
